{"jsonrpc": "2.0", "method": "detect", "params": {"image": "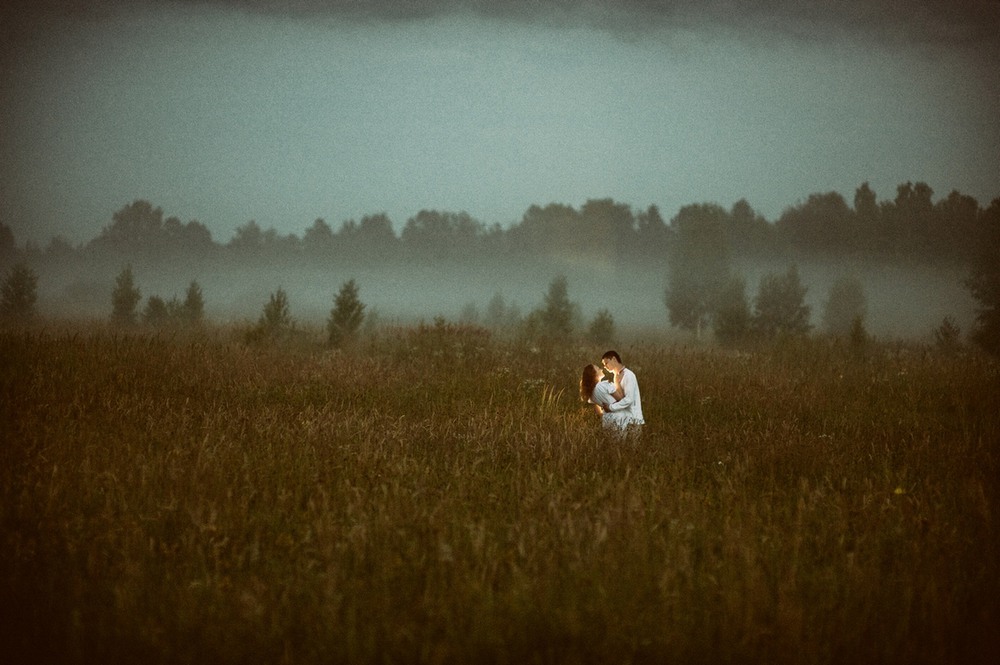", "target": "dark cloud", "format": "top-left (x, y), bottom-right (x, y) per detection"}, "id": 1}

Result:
top-left (4, 0), bottom-right (1000, 48)
top-left (188, 1), bottom-right (1000, 48)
